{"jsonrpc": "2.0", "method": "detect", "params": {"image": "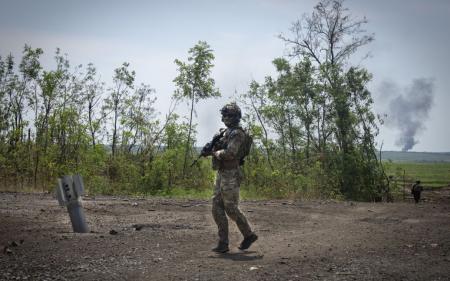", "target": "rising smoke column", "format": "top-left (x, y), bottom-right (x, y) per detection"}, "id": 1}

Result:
top-left (384, 78), bottom-right (434, 151)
